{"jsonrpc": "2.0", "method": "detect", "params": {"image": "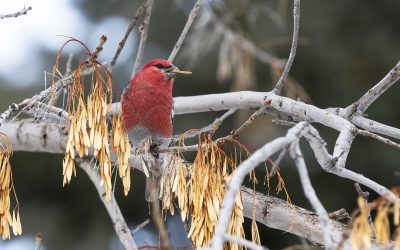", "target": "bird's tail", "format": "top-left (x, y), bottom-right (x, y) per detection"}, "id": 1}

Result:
top-left (145, 173), bottom-right (160, 202)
